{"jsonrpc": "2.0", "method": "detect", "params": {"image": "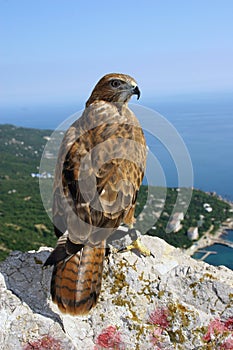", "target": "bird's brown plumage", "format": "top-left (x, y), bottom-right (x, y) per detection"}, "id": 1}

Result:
top-left (44, 73), bottom-right (146, 315)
